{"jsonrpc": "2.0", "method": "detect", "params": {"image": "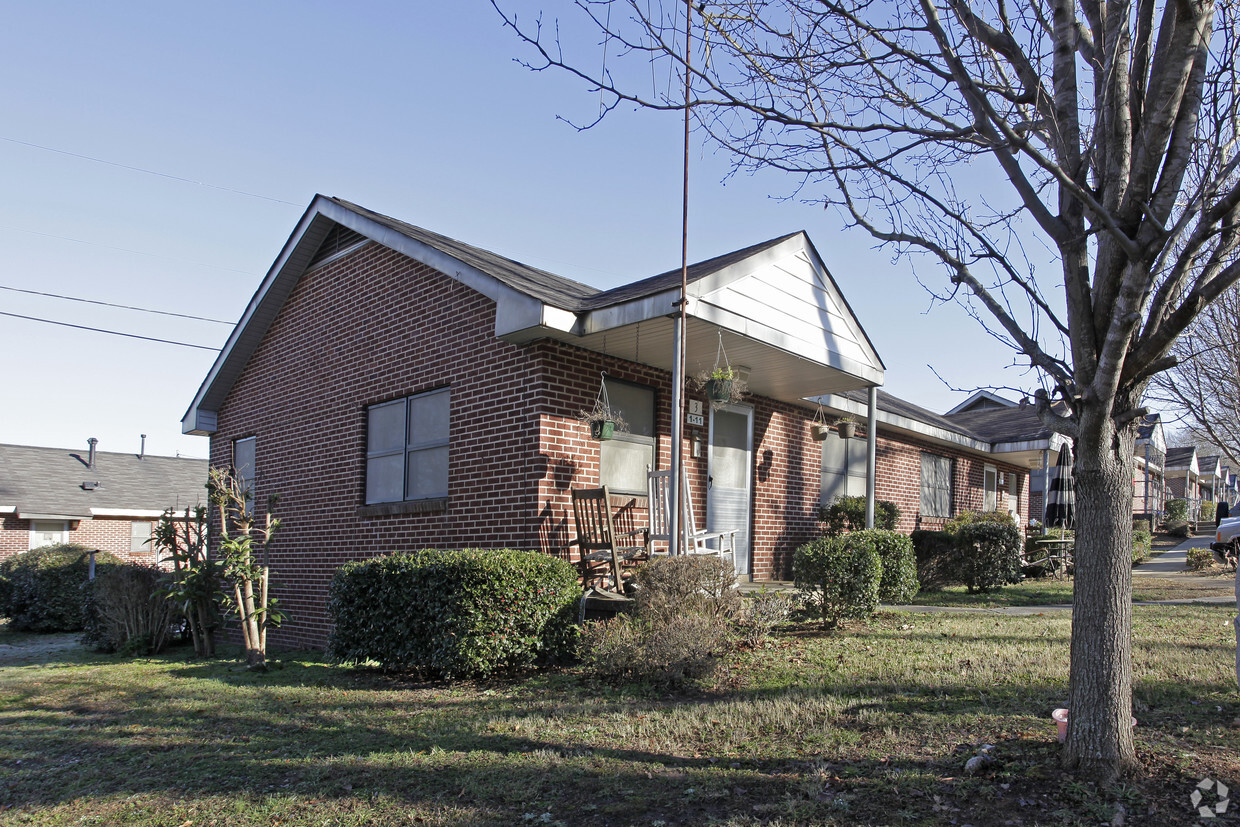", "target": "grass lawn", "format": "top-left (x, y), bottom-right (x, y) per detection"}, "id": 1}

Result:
top-left (1, 605), bottom-right (1238, 827)
top-left (910, 575), bottom-right (1236, 608)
